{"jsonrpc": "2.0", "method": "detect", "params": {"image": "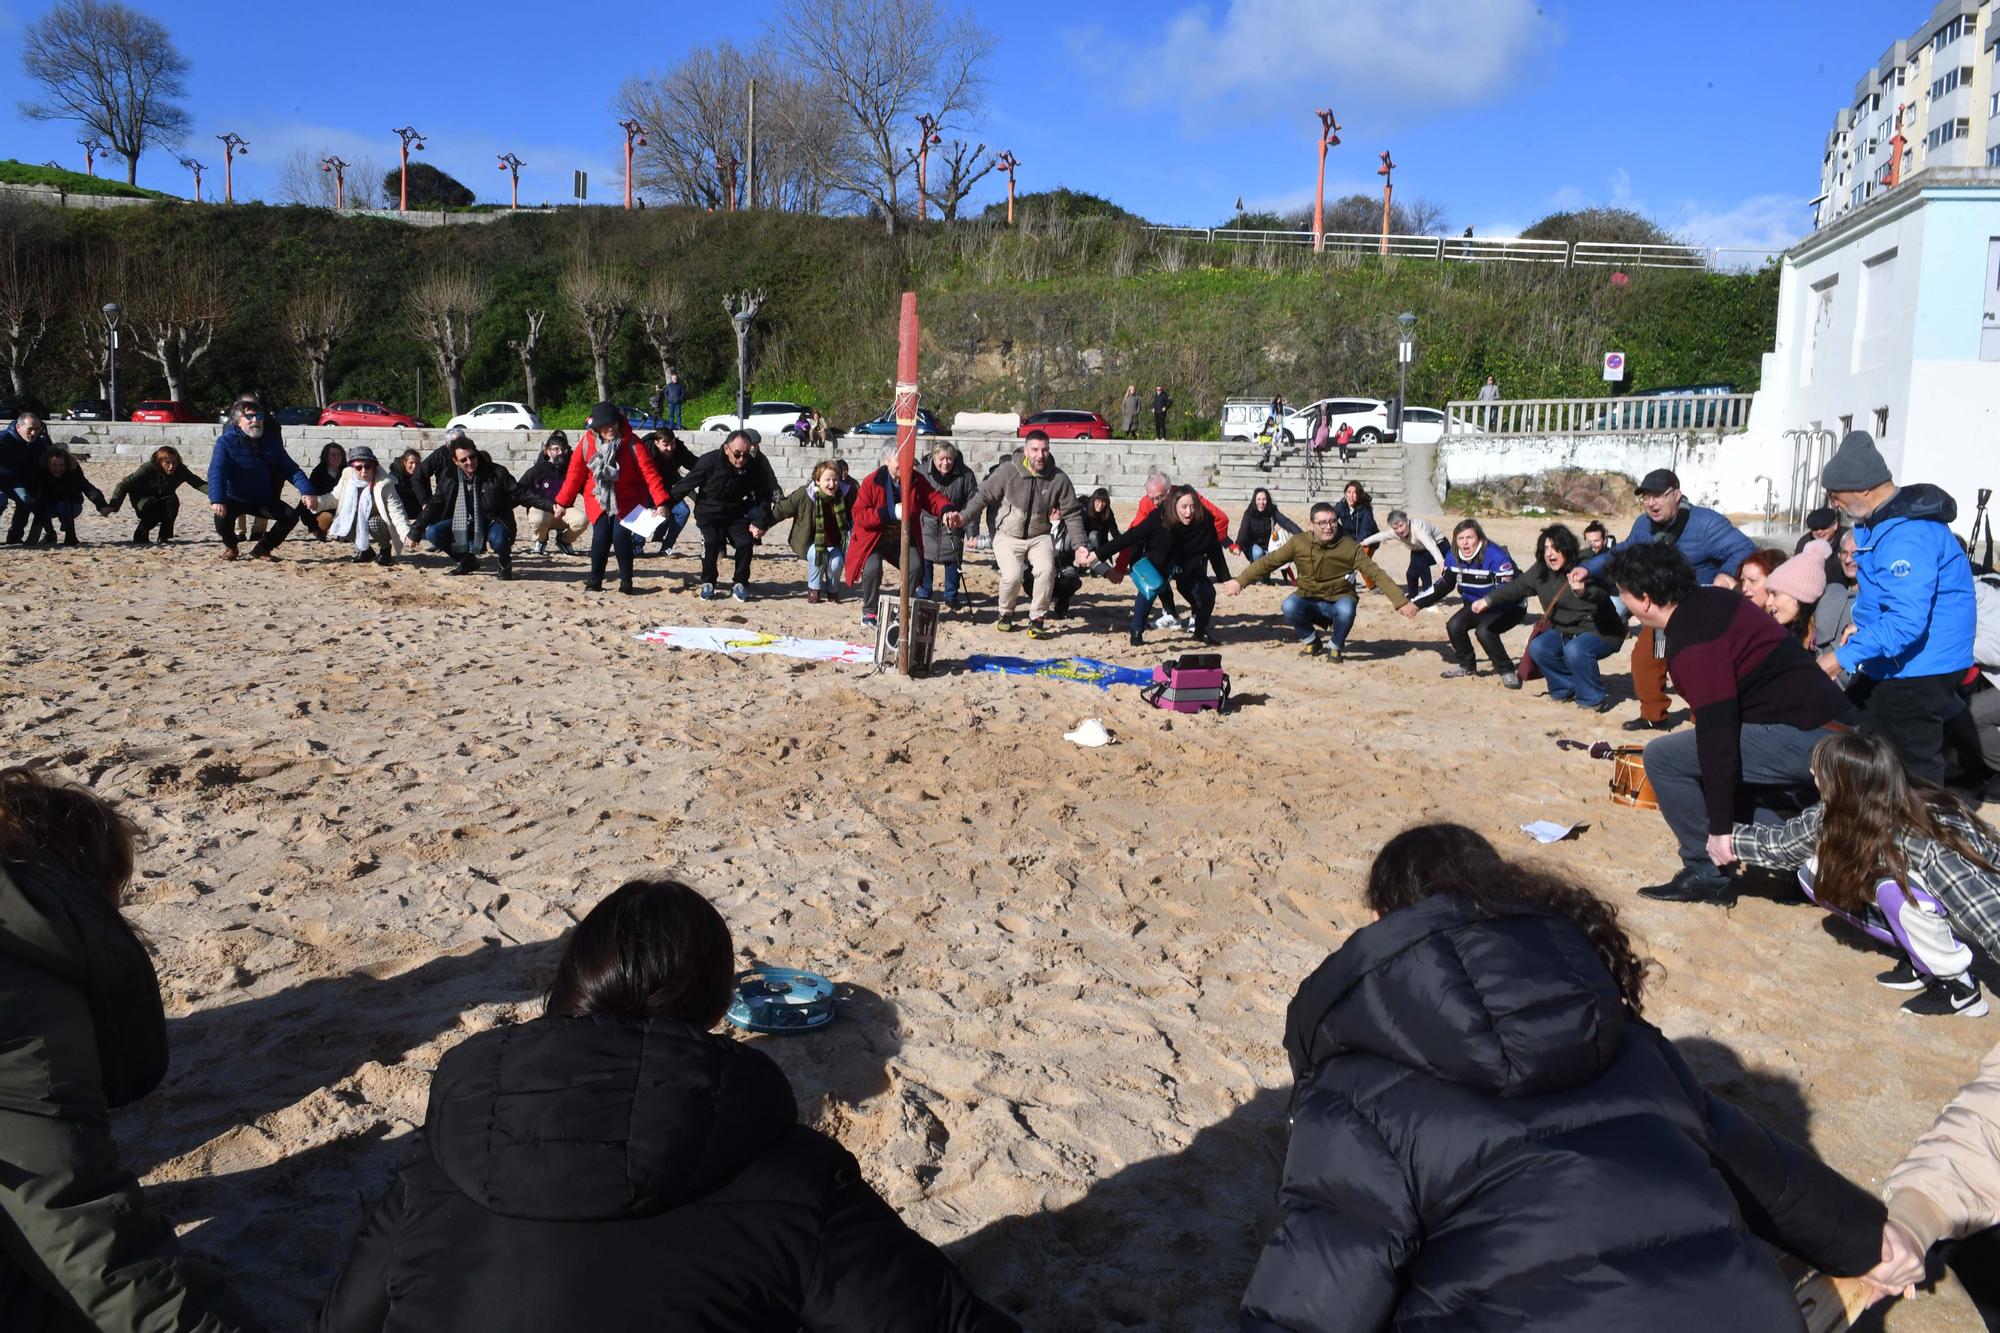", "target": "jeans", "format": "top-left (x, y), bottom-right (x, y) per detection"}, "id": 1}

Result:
top-left (656, 499), bottom-right (691, 548)
top-left (1797, 860), bottom-right (1974, 980)
top-left (1404, 547), bottom-right (1436, 598)
top-left (1855, 671), bottom-right (1962, 785)
top-left (1445, 602), bottom-right (1525, 671)
top-left (1282, 594), bottom-right (1357, 650)
top-left (425, 519), bottom-right (511, 557)
top-left (212, 498), bottom-right (299, 554)
top-left (805, 545), bottom-right (845, 591)
top-left (666, 403), bottom-right (683, 429)
top-left (2, 483), bottom-right (34, 540)
top-left (1528, 630), bottom-right (1617, 706)
top-left (1645, 722), bottom-right (1826, 879)
top-left (1131, 566), bottom-right (1215, 637)
top-left (133, 495), bottom-right (179, 541)
top-left (588, 513), bottom-right (641, 588)
top-left (915, 558), bottom-right (961, 602)
top-left (699, 518), bottom-right (755, 587)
